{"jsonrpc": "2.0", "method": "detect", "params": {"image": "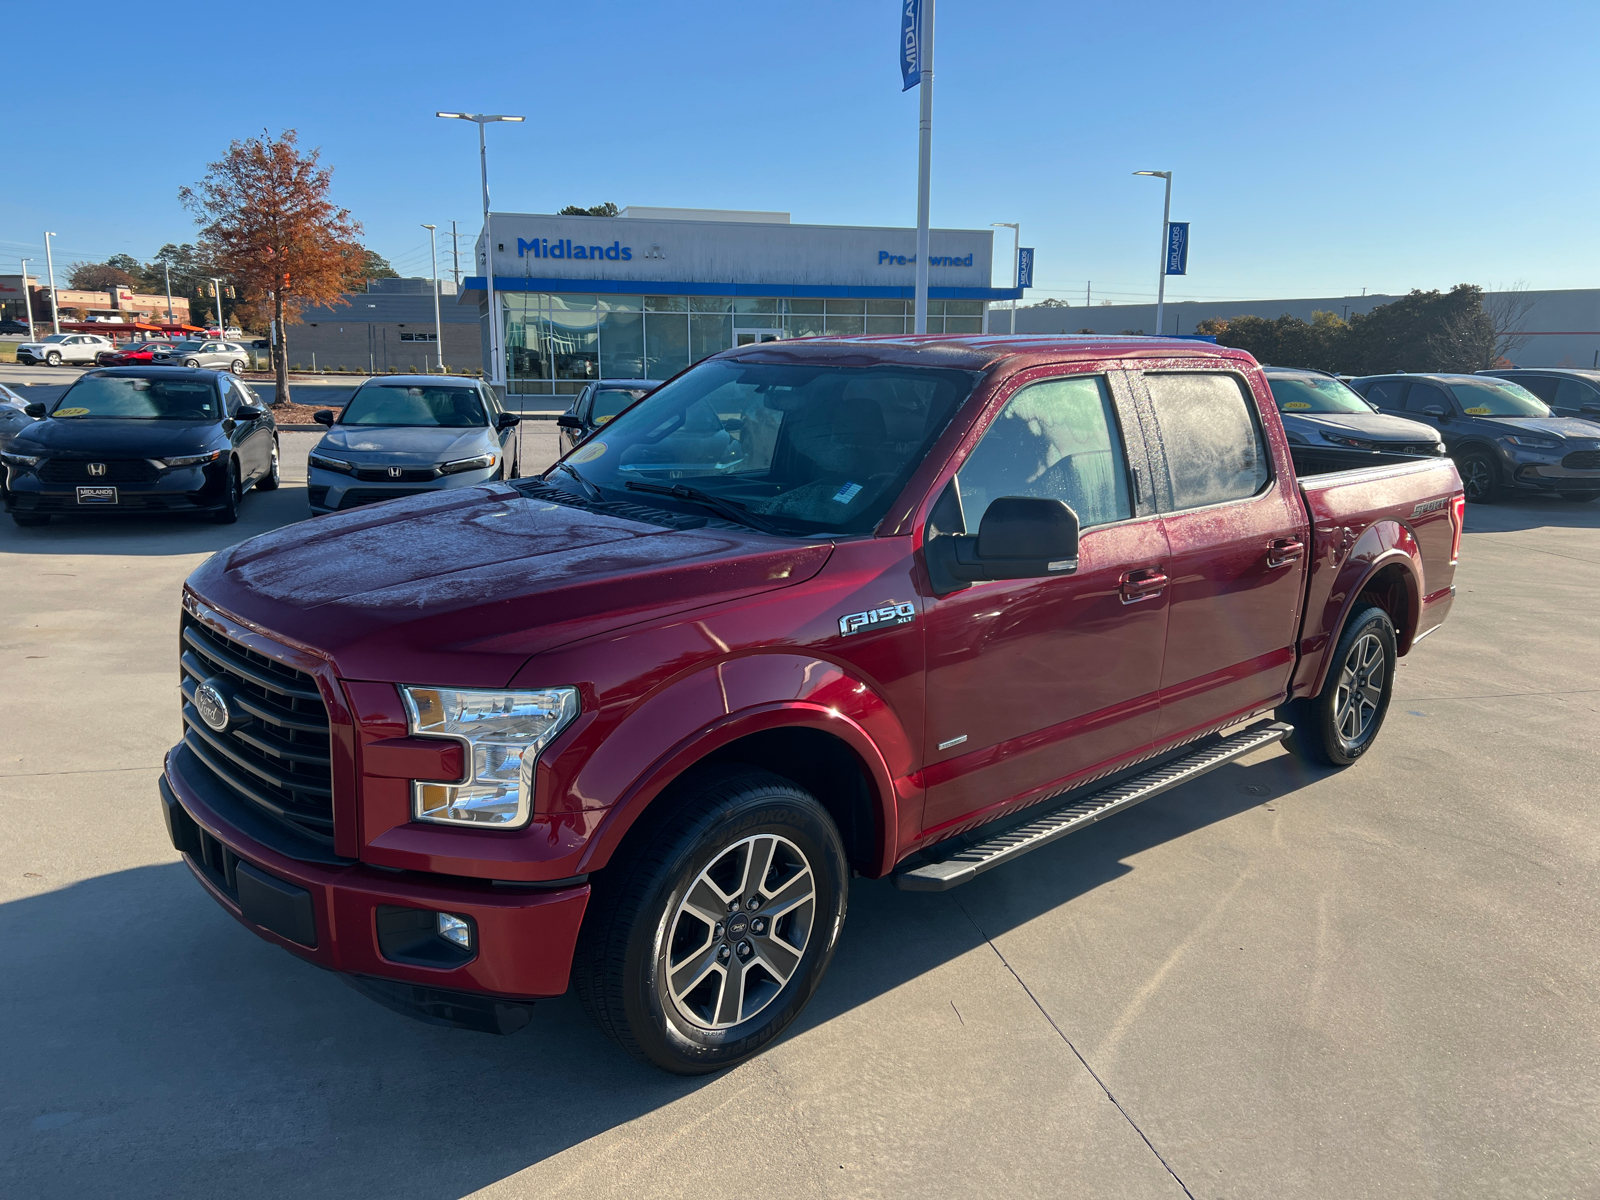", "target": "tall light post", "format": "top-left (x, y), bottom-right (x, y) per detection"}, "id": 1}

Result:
top-left (19, 258), bottom-right (35, 338)
top-left (991, 222), bottom-right (1020, 335)
top-left (422, 223), bottom-right (444, 373)
top-left (163, 260), bottom-right (174, 325)
top-left (1133, 170), bottom-right (1172, 337)
top-left (437, 111), bottom-right (524, 390)
top-left (911, 1), bottom-right (935, 334)
top-left (209, 277), bottom-right (224, 336)
top-left (43, 232), bottom-right (60, 334)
